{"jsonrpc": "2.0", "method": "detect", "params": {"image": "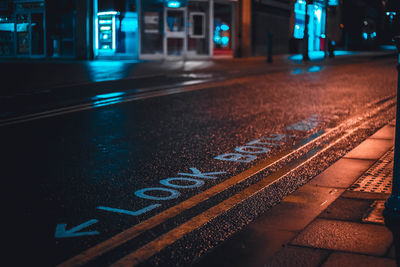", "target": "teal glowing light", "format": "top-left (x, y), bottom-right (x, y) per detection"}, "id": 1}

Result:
top-left (328, 0), bottom-right (338, 5)
top-left (167, 1), bottom-right (181, 8)
top-left (96, 11), bottom-right (118, 52)
top-left (362, 32), bottom-right (376, 40)
top-left (99, 20), bottom-right (112, 24)
top-left (92, 92), bottom-right (125, 107)
top-left (98, 11), bottom-right (118, 16)
top-left (220, 24), bottom-right (229, 31)
top-left (314, 8), bottom-right (321, 22)
top-left (93, 92), bottom-right (125, 100)
top-left (292, 68), bottom-right (303, 75)
top-left (221, 36), bottom-right (229, 46)
top-left (294, 0), bottom-right (306, 39)
top-left (332, 50), bottom-right (356, 56)
top-left (307, 65), bottom-right (322, 73)
top-left (381, 45), bottom-right (396, 51)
